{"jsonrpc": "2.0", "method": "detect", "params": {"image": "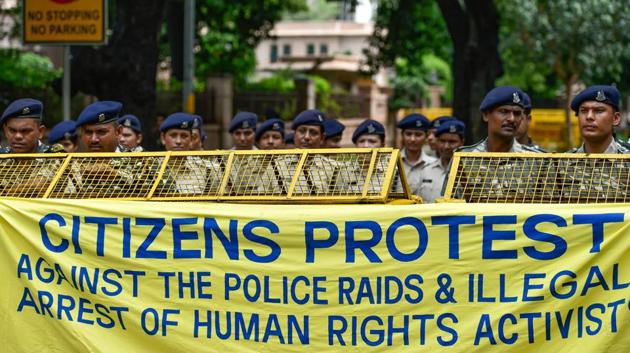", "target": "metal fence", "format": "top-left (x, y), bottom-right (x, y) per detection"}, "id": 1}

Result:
top-left (443, 152), bottom-right (630, 203)
top-left (0, 148), bottom-right (412, 203)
